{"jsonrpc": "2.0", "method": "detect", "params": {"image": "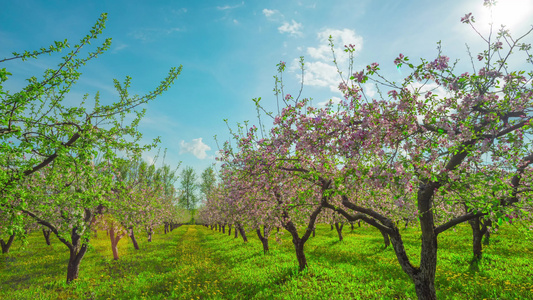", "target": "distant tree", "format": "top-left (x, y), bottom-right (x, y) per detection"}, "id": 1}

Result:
top-left (199, 166), bottom-right (217, 205)
top-left (179, 166), bottom-right (198, 212)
